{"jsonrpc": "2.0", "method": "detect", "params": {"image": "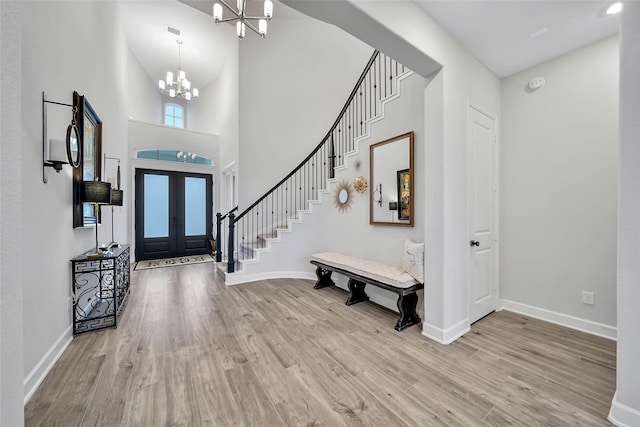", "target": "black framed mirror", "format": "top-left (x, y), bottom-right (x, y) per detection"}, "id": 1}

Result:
top-left (73, 92), bottom-right (103, 228)
top-left (66, 107), bottom-right (81, 168)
